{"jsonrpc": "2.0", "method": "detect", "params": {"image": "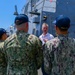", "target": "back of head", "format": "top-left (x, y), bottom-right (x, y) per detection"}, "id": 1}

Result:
top-left (14, 14), bottom-right (29, 32)
top-left (14, 14), bottom-right (29, 25)
top-left (54, 15), bottom-right (70, 31)
top-left (0, 28), bottom-right (7, 40)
